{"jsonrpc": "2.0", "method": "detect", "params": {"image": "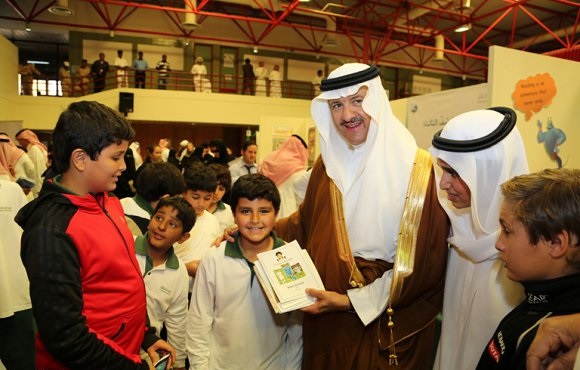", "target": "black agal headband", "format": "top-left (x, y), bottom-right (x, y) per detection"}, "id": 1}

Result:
top-left (320, 65), bottom-right (381, 92)
top-left (431, 107), bottom-right (517, 153)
